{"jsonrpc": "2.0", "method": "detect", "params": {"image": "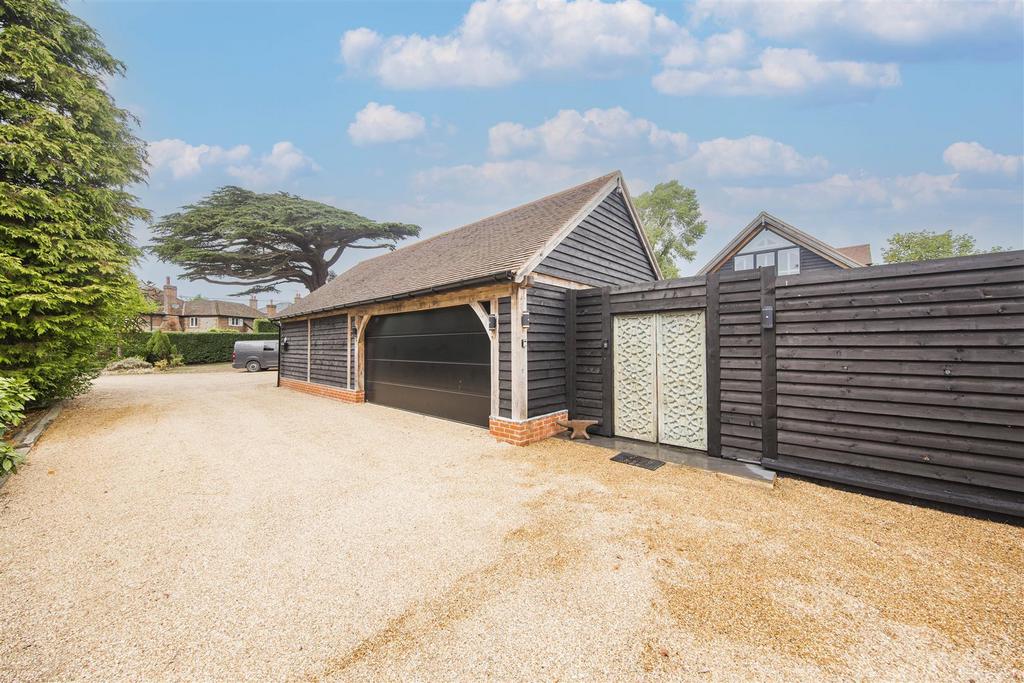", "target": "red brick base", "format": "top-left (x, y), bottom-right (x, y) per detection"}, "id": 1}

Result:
top-left (280, 377), bottom-right (365, 403)
top-left (489, 410), bottom-right (568, 446)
